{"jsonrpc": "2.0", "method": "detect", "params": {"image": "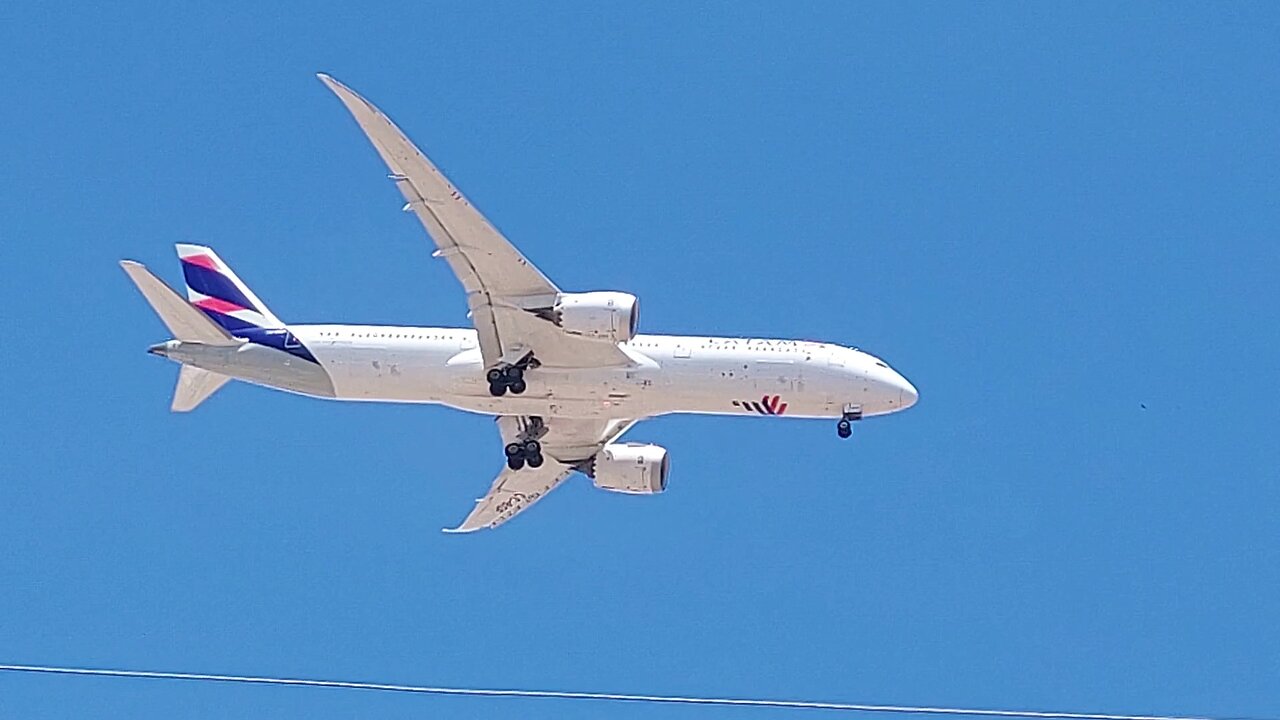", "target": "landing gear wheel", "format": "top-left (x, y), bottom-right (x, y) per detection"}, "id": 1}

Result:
top-left (837, 419), bottom-right (852, 439)
top-left (487, 357), bottom-right (535, 395)
top-left (506, 440), bottom-right (544, 470)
